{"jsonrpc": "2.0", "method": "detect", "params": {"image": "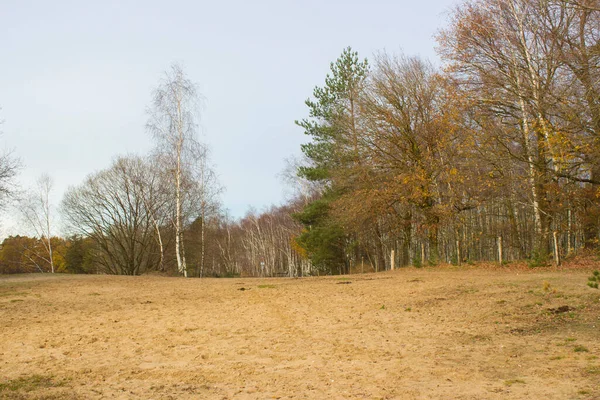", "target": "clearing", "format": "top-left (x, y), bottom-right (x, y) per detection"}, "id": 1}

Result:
top-left (1, 266), bottom-right (599, 399)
